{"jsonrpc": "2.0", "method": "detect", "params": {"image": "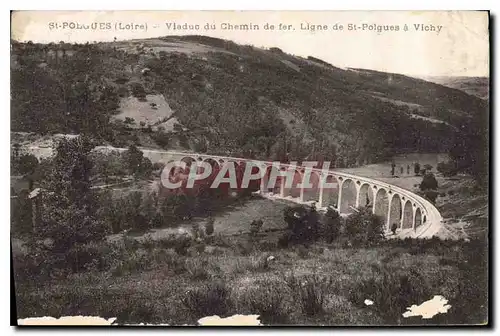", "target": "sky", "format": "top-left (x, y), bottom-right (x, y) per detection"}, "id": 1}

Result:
top-left (11, 10), bottom-right (490, 77)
